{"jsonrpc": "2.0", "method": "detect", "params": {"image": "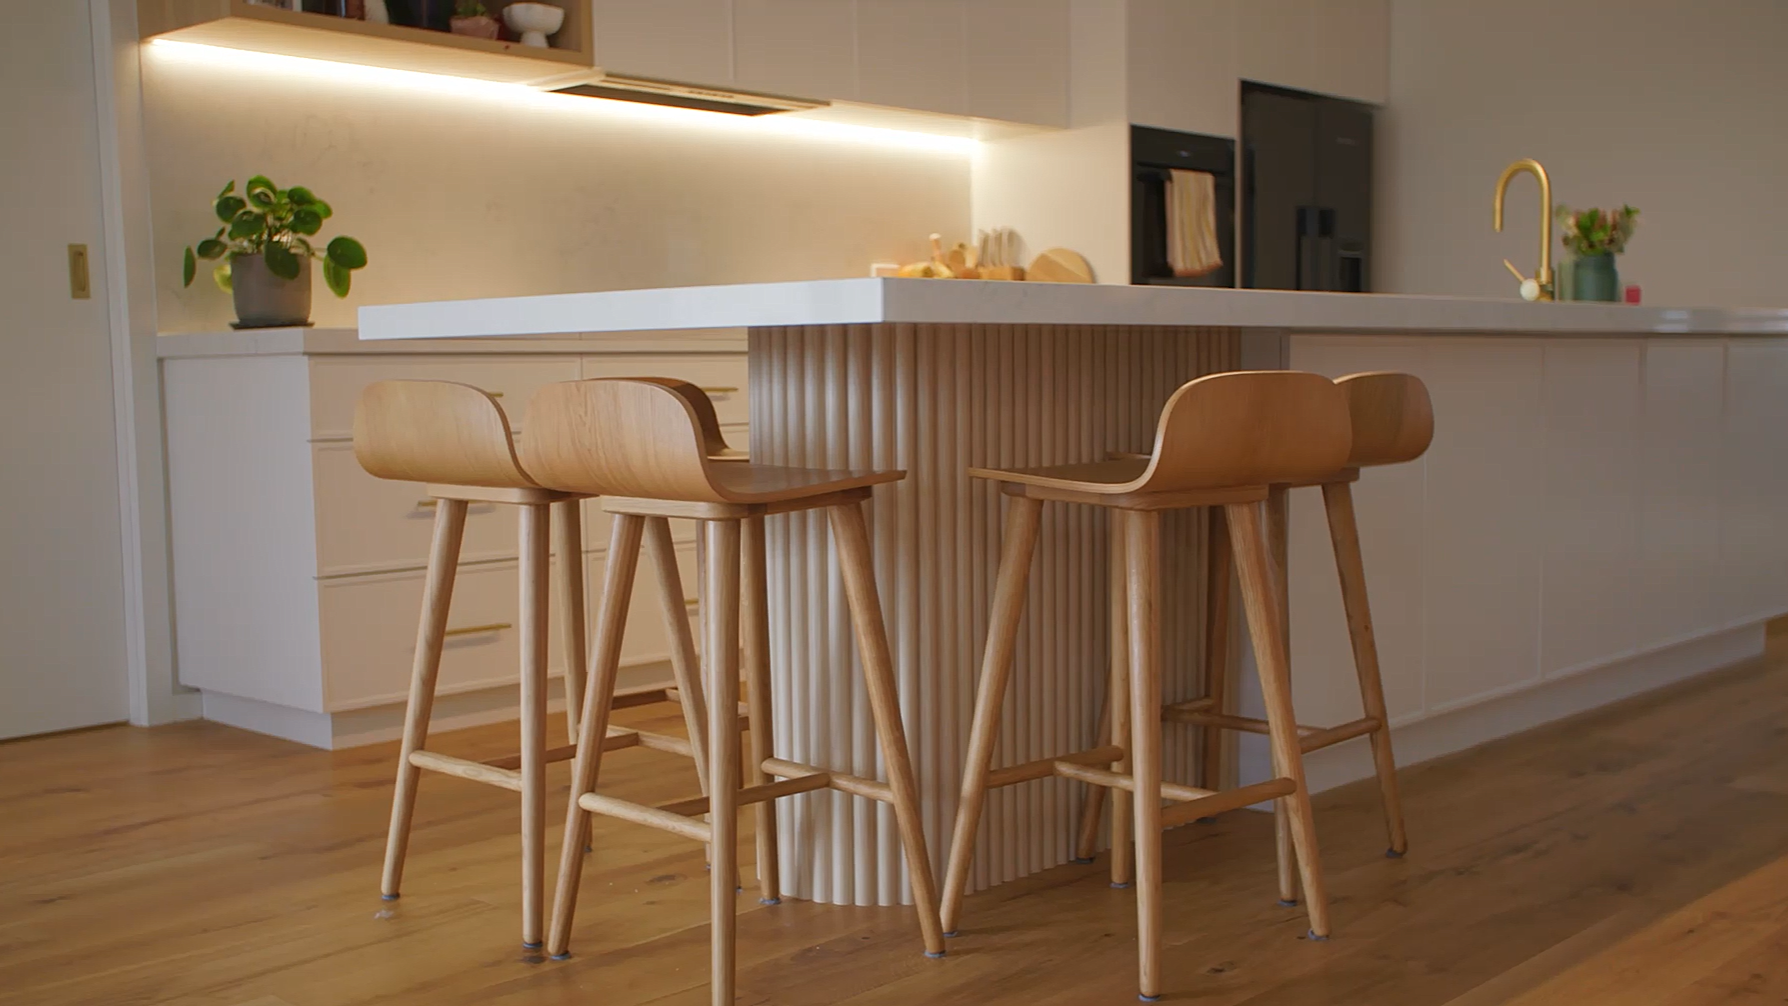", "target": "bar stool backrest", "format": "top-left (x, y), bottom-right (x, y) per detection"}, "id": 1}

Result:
top-left (522, 378), bottom-right (725, 501)
top-left (1336, 372), bottom-right (1433, 468)
top-left (626, 376), bottom-right (735, 458)
top-left (353, 379), bottom-right (535, 488)
top-left (1136, 370), bottom-right (1352, 492)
